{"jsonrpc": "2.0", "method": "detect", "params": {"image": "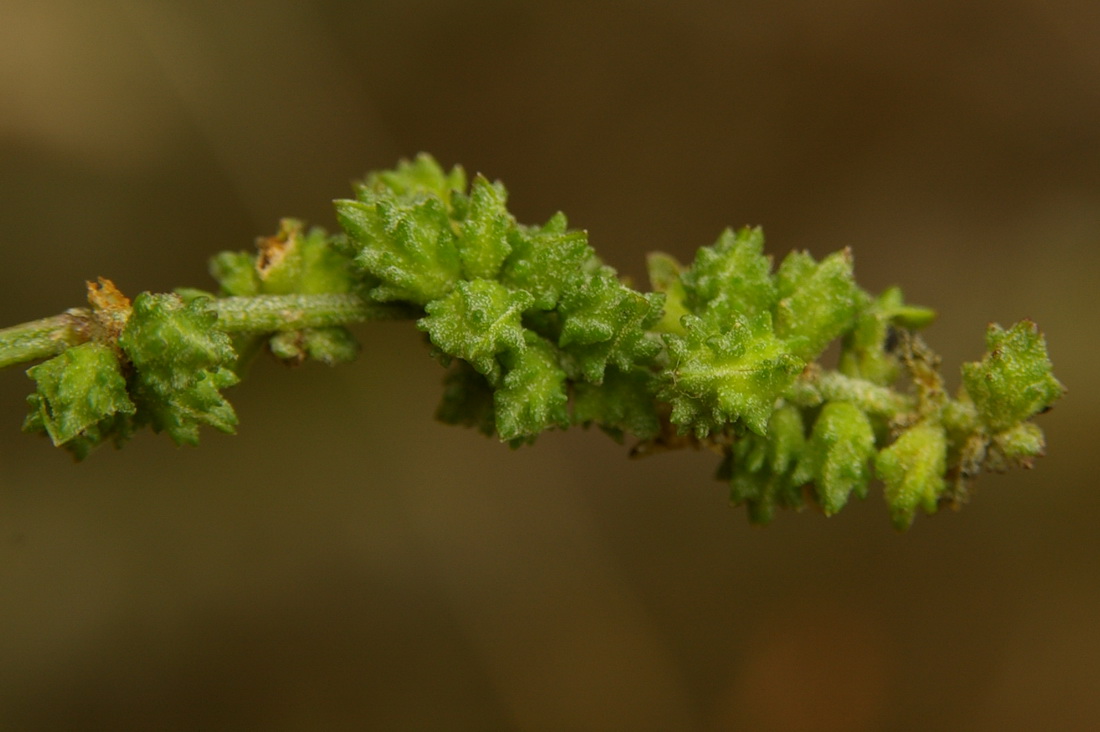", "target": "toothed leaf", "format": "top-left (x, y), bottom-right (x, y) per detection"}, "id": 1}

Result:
top-left (726, 404), bottom-right (807, 524)
top-left (255, 219), bottom-right (356, 295)
top-left (774, 248), bottom-right (861, 360)
top-left (557, 271), bottom-right (664, 383)
top-left (662, 314), bottom-right (804, 437)
top-left (876, 422), bottom-right (947, 530)
top-left (961, 320), bottom-right (1064, 434)
top-left (209, 251), bottom-right (261, 296)
top-left (119, 293), bottom-right (239, 446)
top-left (23, 342), bottom-right (135, 449)
top-left (681, 227), bottom-right (777, 324)
top-left (839, 287), bottom-right (936, 385)
top-left (418, 279), bottom-right (532, 384)
top-left (436, 360), bottom-right (497, 437)
top-left (792, 401), bottom-right (876, 515)
top-left (268, 327), bottom-right (359, 366)
top-left (646, 252), bottom-right (690, 335)
top-left (990, 421), bottom-right (1046, 468)
top-left (494, 334), bottom-right (570, 442)
top-left (500, 215), bottom-right (592, 310)
top-left (363, 153), bottom-right (466, 209)
top-left (454, 175), bottom-right (514, 280)
top-left (572, 367), bottom-right (661, 441)
top-left (335, 194), bottom-right (461, 305)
